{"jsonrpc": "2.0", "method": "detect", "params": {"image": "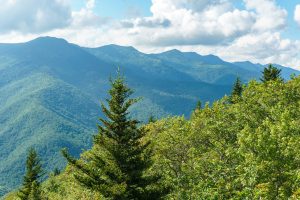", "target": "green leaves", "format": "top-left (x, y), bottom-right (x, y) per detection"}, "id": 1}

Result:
top-left (12, 72), bottom-right (300, 200)
top-left (146, 76), bottom-right (300, 199)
